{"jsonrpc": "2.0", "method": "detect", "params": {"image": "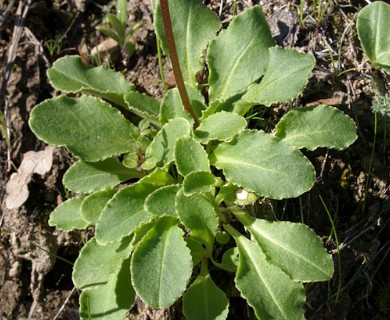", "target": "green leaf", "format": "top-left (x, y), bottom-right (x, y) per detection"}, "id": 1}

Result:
top-left (160, 88), bottom-right (194, 125)
top-left (96, 168), bottom-right (174, 244)
top-left (138, 167), bottom-right (176, 186)
top-left (144, 184), bottom-right (180, 218)
top-left (174, 136), bottom-right (210, 177)
top-left (233, 209), bottom-right (334, 282)
top-left (219, 247), bottom-right (239, 272)
top-left (63, 158), bottom-right (144, 193)
top-left (225, 225), bottom-right (305, 320)
top-left (176, 189), bottom-right (218, 253)
top-left (155, 0), bottom-right (221, 87)
top-left (195, 111), bottom-right (247, 143)
top-left (185, 237), bottom-right (205, 266)
top-left (183, 261), bottom-right (229, 320)
top-left (49, 197), bottom-right (88, 231)
top-left (81, 189), bottom-right (117, 225)
top-left (130, 216), bottom-right (192, 308)
top-left (73, 236), bottom-right (133, 289)
top-left (207, 6), bottom-right (274, 103)
top-left (183, 171), bottom-right (216, 195)
top-left (124, 91), bottom-right (160, 127)
top-left (47, 56), bottom-right (134, 106)
top-left (79, 259), bottom-right (135, 320)
top-left (29, 96), bottom-right (137, 162)
top-left (107, 13), bottom-right (125, 42)
top-left (160, 86), bottom-right (205, 124)
top-left (357, 1), bottom-right (390, 73)
top-left (96, 184), bottom-right (155, 244)
top-left (143, 118), bottom-right (191, 169)
top-left (241, 47), bottom-right (315, 108)
top-left (211, 130), bottom-right (316, 199)
top-left (96, 26), bottom-right (122, 44)
top-left (275, 105), bottom-right (358, 151)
